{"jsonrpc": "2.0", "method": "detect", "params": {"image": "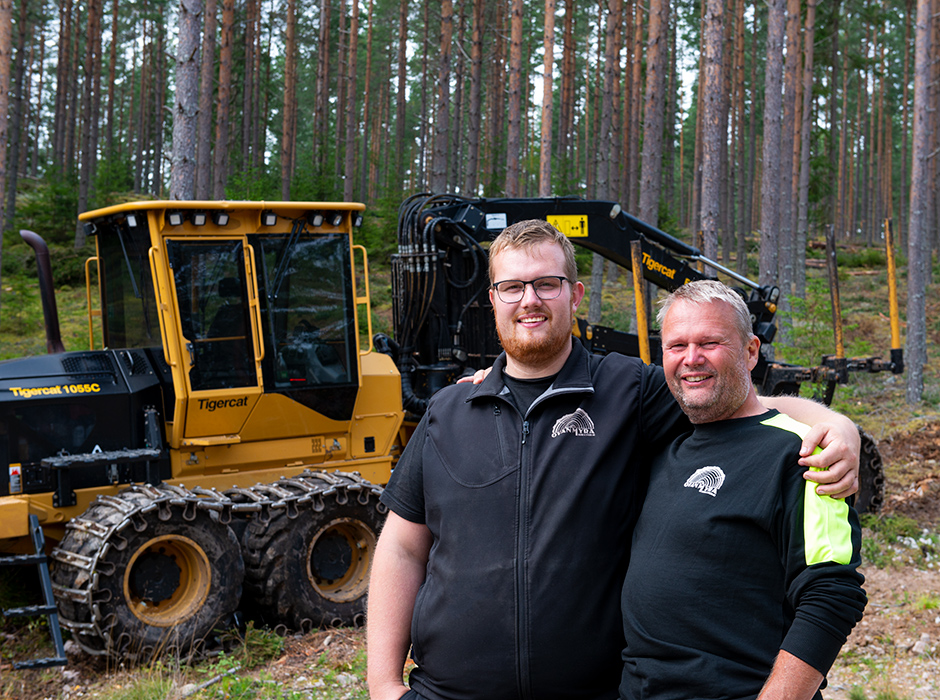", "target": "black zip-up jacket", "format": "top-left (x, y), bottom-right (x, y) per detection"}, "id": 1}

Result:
top-left (381, 341), bottom-right (687, 700)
